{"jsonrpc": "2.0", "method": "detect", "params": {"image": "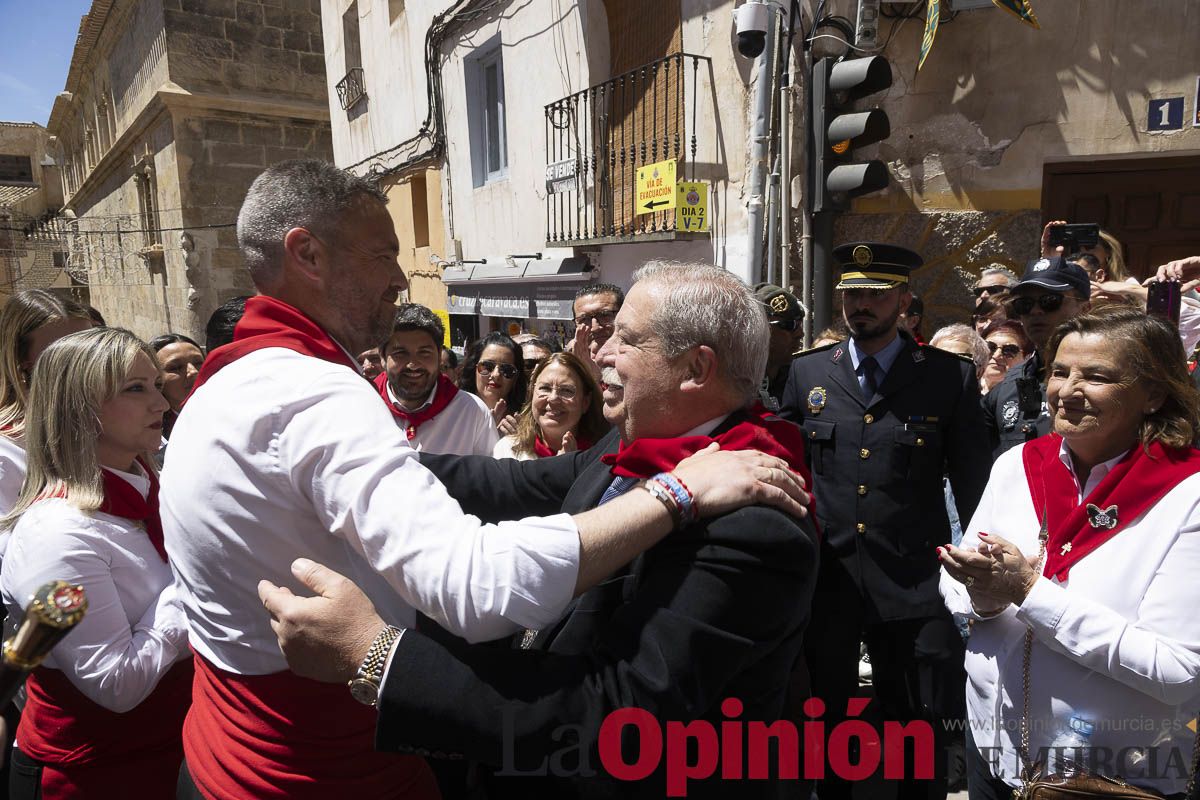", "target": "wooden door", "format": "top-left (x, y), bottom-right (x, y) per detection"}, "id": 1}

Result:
top-left (1043, 156), bottom-right (1200, 281)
